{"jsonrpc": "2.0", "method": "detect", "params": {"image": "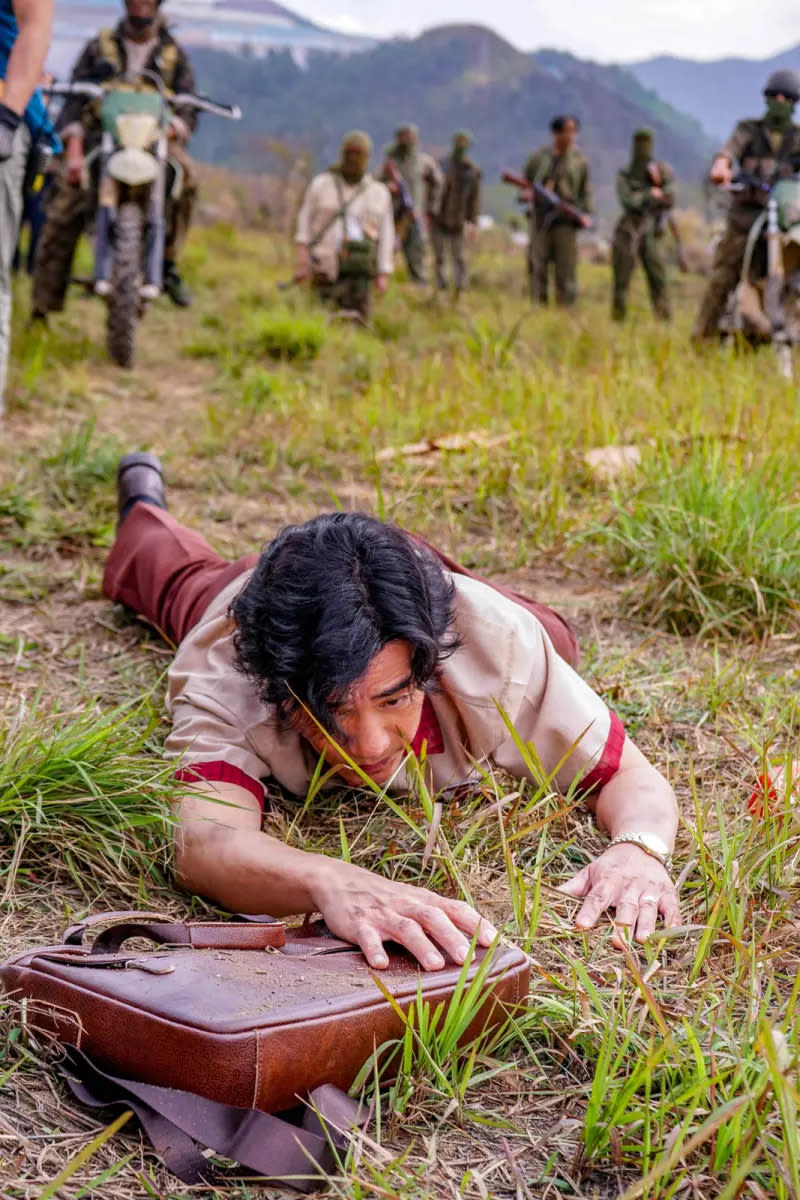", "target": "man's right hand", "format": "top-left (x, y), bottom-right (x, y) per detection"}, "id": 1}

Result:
top-left (65, 136), bottom-right (86, 186)
top-left (710, 155), bottom-right (732, 187)
top-left (312, 859), bottom-right (497, 971)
